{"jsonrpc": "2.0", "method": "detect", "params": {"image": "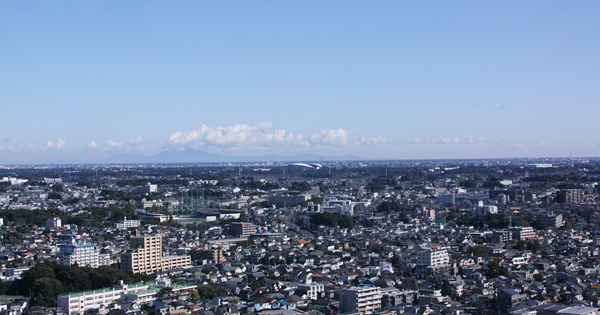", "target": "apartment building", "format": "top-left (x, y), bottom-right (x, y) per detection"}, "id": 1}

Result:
top-left (538, 212), bottom-right (564, 228)
top-left (417, 244), bottom-right (450, 269)
top-left (161, 255), bottom-right (192, 271)
top-left (121, 235), bottom-right (191, 274)
top-left (59, 239), bottom-right (99, 268)
top-left (296, 283), bottom-right (325, 300)
top-left (340, 286), bottom-right (382, 314)
top-left (509, 226), bottom-right (536, 240)
top-left (229, 222), bottom-right (257, 237)
top-left (556, 189), bottom-right (584, 204)
top-left (191, 248), bottom-right (225, 263)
